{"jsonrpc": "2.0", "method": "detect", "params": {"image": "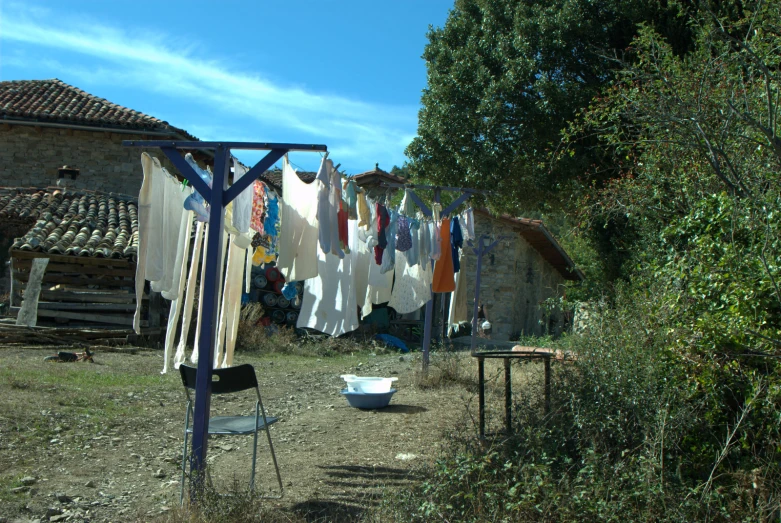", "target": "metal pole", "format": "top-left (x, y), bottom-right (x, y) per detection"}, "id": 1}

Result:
top-left (504, 357), bottom-right (512, 434)
top-left (421, 188), bottom-right (441, 373)
top-left (188, 145), bottom-right (228, 491)
top-left (478, 356), bottom-right (485, 439)
top-left (470, 238), bottom-right (484, 355)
